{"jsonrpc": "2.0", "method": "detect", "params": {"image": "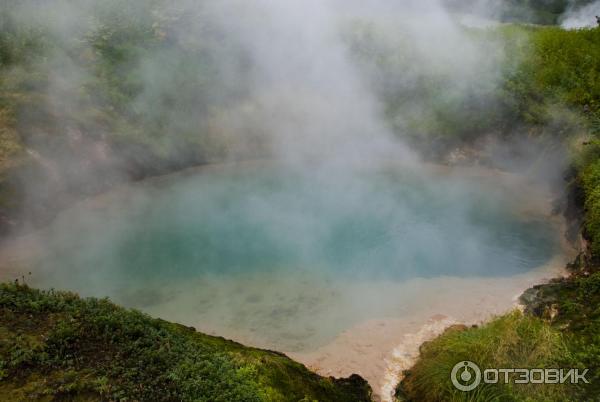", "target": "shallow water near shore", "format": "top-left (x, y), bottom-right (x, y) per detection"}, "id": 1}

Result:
top-left (0, 162), bottom-right (570, 400)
